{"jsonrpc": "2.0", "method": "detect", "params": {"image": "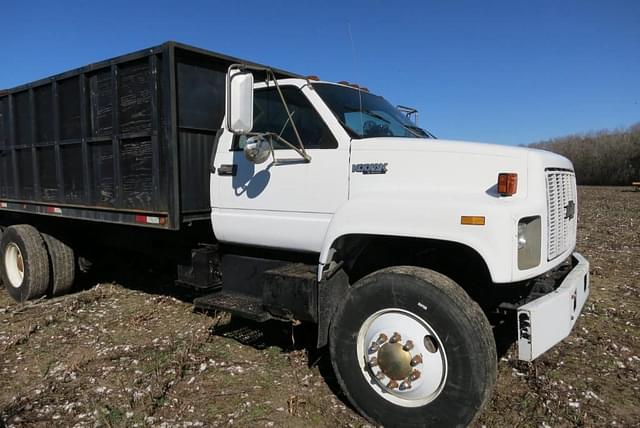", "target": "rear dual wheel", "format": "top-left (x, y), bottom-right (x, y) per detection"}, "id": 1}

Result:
top-left (1, 225), bottom-right (75, 302)
top-left (42, 233), bottom-right (75, 296)
top-left (1, 225), bottom-right (50, 302)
